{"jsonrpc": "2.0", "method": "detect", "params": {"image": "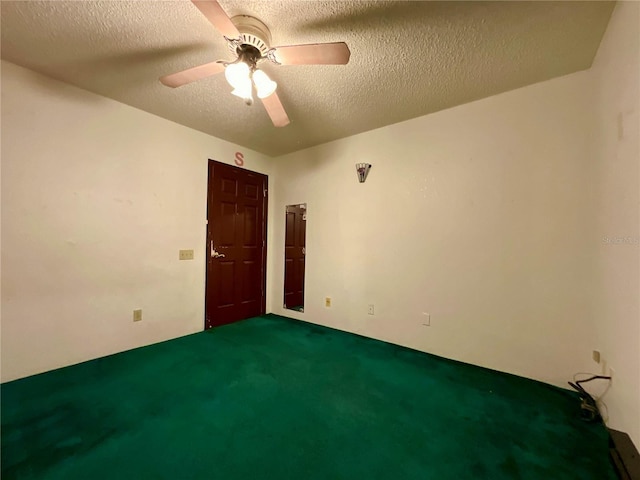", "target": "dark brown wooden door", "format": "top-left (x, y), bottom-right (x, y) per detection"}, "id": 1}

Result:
top-left (284, 204), bottom-right (306, 310)
top-left (205, 160), bottom-right (267, 328)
